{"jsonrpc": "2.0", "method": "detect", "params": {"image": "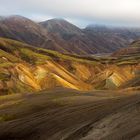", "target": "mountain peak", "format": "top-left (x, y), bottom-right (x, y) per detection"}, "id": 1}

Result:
top-left (40, 18), bottom-right (83, 36)
top-left (48, 18), bottom-right (66, 22)
top-left (0, 15), bottom-right (31, 21)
